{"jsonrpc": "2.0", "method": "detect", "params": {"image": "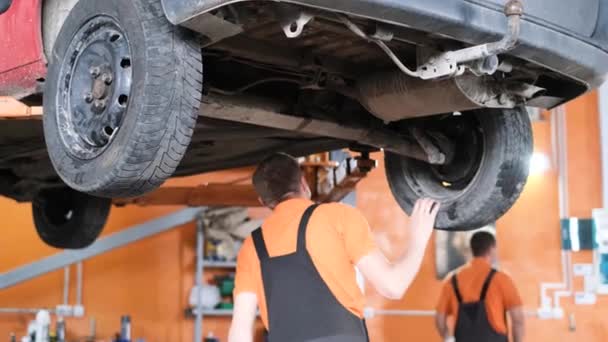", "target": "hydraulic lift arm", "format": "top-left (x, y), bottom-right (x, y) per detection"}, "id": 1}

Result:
top-left (113, 183), bottom-right (261, 207)
top-left (0, 97), bottom-right (42, 120)
top-left (115, 152), bottom-right (377, 207)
